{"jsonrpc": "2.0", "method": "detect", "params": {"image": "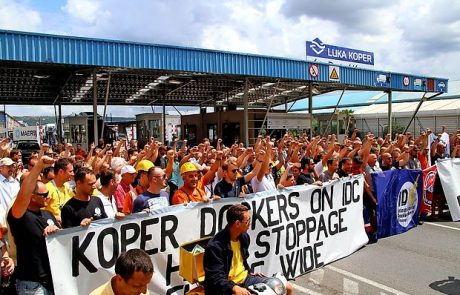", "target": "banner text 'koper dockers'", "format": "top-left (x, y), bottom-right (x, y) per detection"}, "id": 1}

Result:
top-left (47, 175), bottom-right (368, 295)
